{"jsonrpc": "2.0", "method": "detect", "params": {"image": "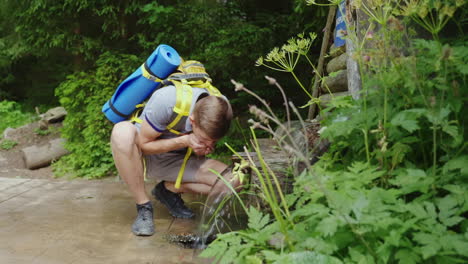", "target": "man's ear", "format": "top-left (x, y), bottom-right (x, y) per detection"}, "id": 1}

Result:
top-left (189, 115), bottom-right (196, 126)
